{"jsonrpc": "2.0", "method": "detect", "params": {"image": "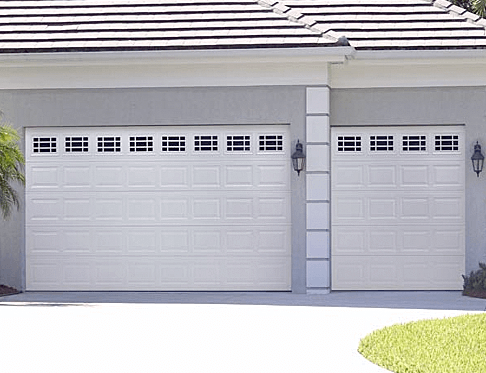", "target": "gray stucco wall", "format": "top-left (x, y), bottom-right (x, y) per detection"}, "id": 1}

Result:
top-left (331, 86), bottom-right (486, 274)
top-left (0, 86), bottom-right (307, 292)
